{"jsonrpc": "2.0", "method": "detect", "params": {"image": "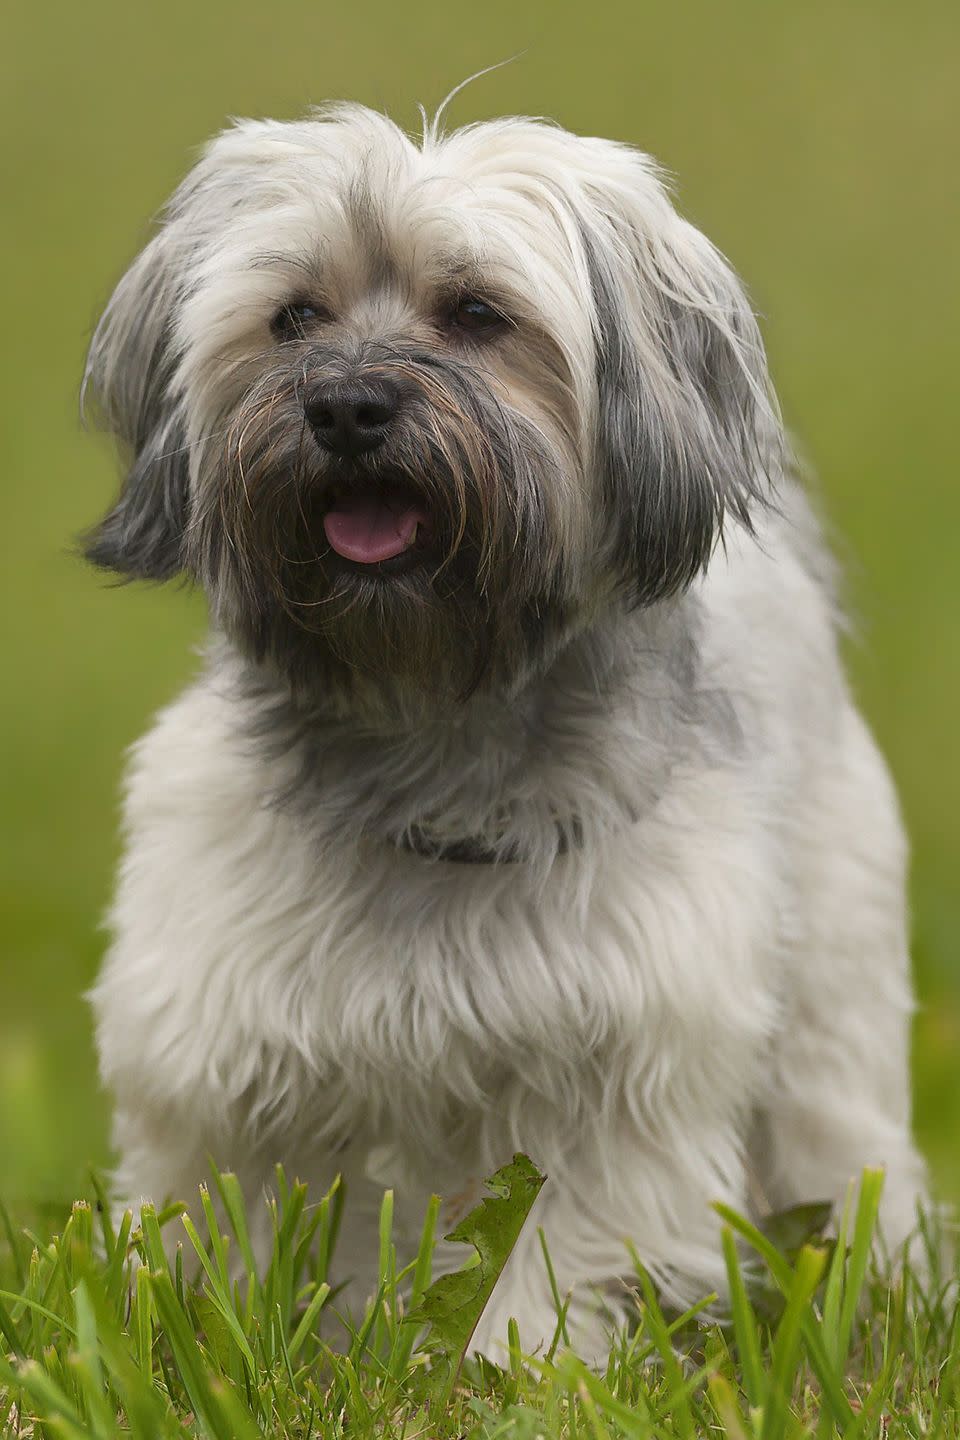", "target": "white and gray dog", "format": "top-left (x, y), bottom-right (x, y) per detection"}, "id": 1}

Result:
top-left (84, 103), bottom-right (927, 1355)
